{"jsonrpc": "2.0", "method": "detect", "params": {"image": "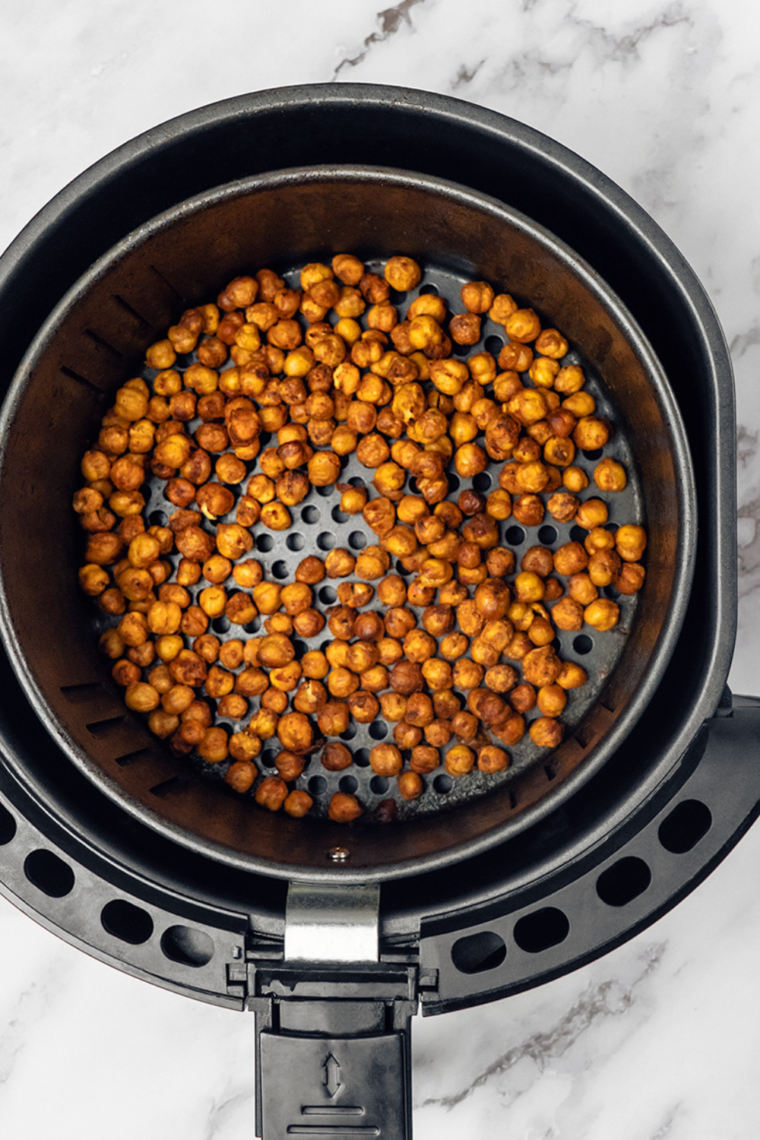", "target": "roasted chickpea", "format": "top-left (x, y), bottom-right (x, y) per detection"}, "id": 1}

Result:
top-left (328, 792), bottom-right (362, 823)
top-left (616, 524), bottom-right (647, 562)
top-left (445, 745), bottom-right (475, 777)
top-left (369, 743), bottom-right (402, 777)
top-left (584, 598), bottom-right (620, 631)
top-left (553, 542), bottom-right (588, 577)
